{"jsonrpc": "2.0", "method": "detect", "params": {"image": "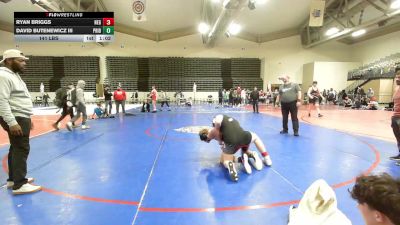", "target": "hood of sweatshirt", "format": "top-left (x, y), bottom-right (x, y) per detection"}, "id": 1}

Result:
top-left (288, 179), bottom-right (352, 225)
top-left (76, 80), bottom-right (85, 89)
